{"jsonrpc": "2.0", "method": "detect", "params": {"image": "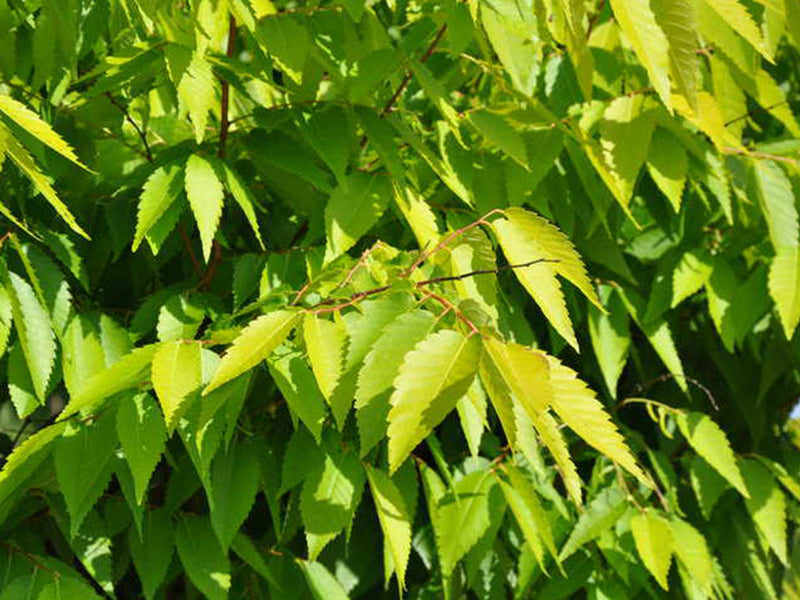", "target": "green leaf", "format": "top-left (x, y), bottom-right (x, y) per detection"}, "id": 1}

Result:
top-left (4, 271), bottom-right (55, 402)
top-left (55, 413), bottom-right (117, 536)
top-left (480, 0), bottom-right (540, 95)
top-left (411, 62), bottom-right (464, 144)
top-left (268, 344), bottom-right (327, 443)
top-left (204, 309), bottom-right (301, 395)
top-left (608, 0), bottom-right (672, 109)
top-left (303, 313), bottom-right (346, 400)
top-left (116, 392), bottom-right (167, 505)
top-left (387, 330), bottom-right (481, 473)
top-left (366, 466), bottom-right (412, 589)
top-left (8, 343), bottom-right (37, 418)
top-left (62, 315), bottom-right (109, 397)
top-left (697, 0), bottom-right (772, 60)
top-left (651, 0), bottom-right (698, 108)
top-left (740, 458), bottom-right (787, 565)
top-left (133, 164), bottom-right (185, 252)
top-left (751, 160), bottom-right (797, 252)
top-left (222, 162), bottom-right (265, 250)
top-left (559, 486), bottom-right (627, 559)
top-left (689, 454), bottom-right (730, 519)
top-left (433, 469), bottom-right (500, 576)
top-left (151, 340), bottom-right (203, 431)
top-left (672, 248), bottom-right (713, 307)
top-left (469, 109), bottom-right (528, 168)
top-left (60, 344), bottom-right (159, 420)
top-left (230, 533), bottom-right (278, 587)
top-left (255, 14), bottom-right (309, 84)
top-left (176, 52), bottom-right (216, 144)
top-left (646, 128), bottom-right (687, 211)
top-left (0, 94), bottom-right (88, 169)
top-left (588, 286), bottom-right (630, 399)
top-left (676, 411), bottom-right (748, 497)
top-left (669, 518), bottom-right (713, 595)
top-left (342, 294), bottom-right (416, 373)
top-left (356, 309), bottom-right (436, 405)
top-left (176, 515), bottom-right (231, 600)
top-left (456, 380), bottom-right (487, 457)
top-left (297, 559), bottom-right (351, 600)
top-left (156, 294), bottom-right (205, 342)
top-left (765, 250), bottom-right (798, 335)
top-left (130, 508), bottom-right (174, 600)
top-left (630, 510), bottom-right (674, 590)
top-left (209, 440), bottom-right (261, 550)
top-left (185, 154), bottom-right (225, 263)
top-left (325, 172), bottom-right (391, 262)
top-left (0, 421), bottom-right (67, 509)
top-left (545, 354), bottom-right (649, 484)
top-left (302, 106), bottom-right (351, 182)
top-left (300, 448), bottom-right (365, 560)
